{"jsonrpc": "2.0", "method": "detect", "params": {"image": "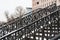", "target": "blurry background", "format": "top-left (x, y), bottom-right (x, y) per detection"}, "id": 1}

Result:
top-left (0, 0), bottom-right (32, 22)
